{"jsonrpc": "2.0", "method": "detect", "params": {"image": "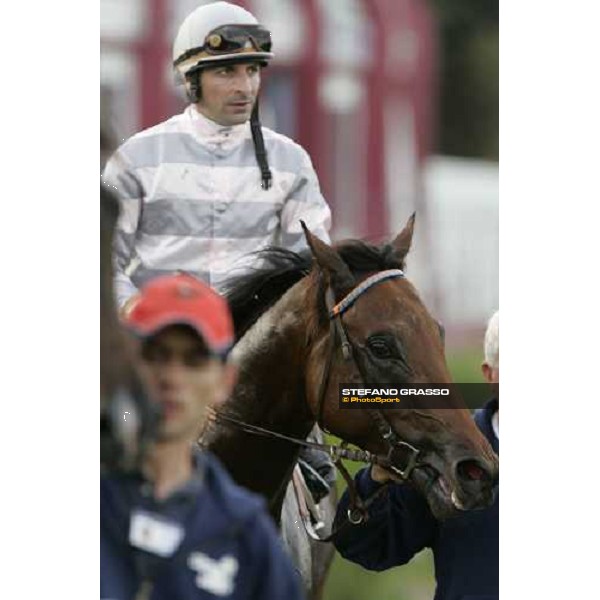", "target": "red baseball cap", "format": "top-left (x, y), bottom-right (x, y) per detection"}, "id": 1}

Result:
top-left (124, 274), bottom-right (235, 356)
